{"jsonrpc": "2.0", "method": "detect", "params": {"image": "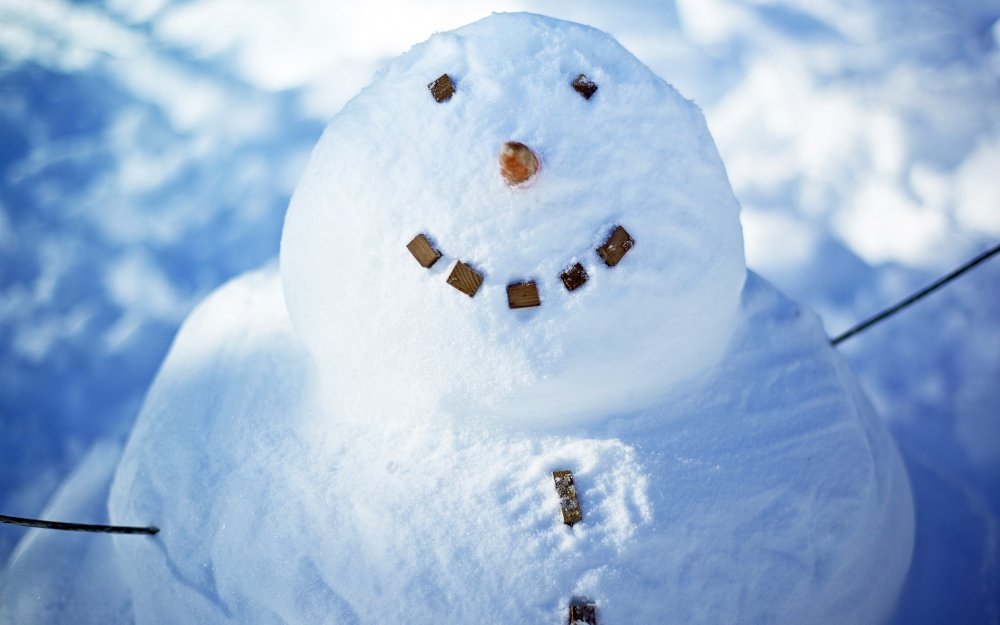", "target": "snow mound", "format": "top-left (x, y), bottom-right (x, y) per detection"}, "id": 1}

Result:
top-left (280, 12), bottom-right (746, 426)
top-left (97, 265), bottom-right (911, 624)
